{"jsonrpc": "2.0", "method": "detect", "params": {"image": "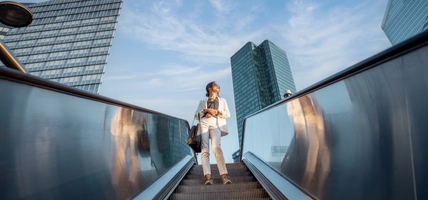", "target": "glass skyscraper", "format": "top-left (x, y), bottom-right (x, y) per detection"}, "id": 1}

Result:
top-left (231, 40), bottom-right (296, 147)
top-left (0, 25), bottom-right (11, 40)
top-left (0, 0), bottom-right (122, 93)
top-left (381, 0), bottom-right (428, 45)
